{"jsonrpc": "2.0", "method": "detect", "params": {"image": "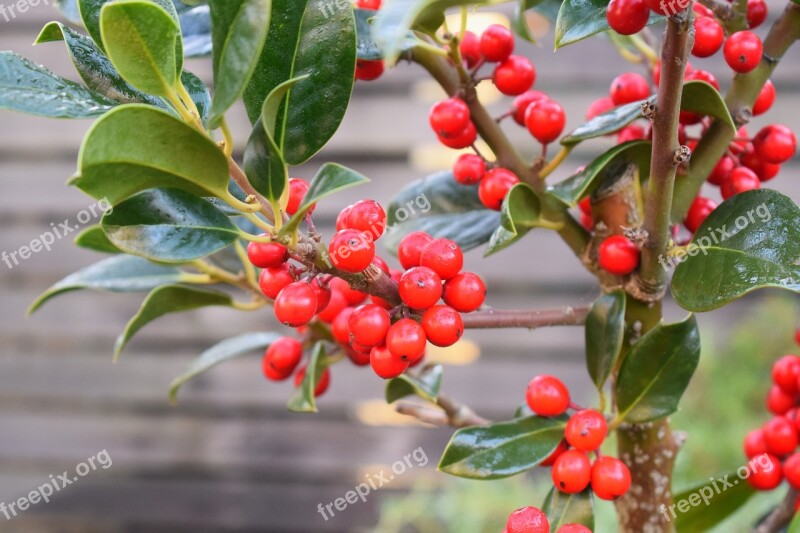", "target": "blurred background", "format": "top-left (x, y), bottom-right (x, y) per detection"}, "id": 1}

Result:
top-left (0, 1), bottom-right (798, 531)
